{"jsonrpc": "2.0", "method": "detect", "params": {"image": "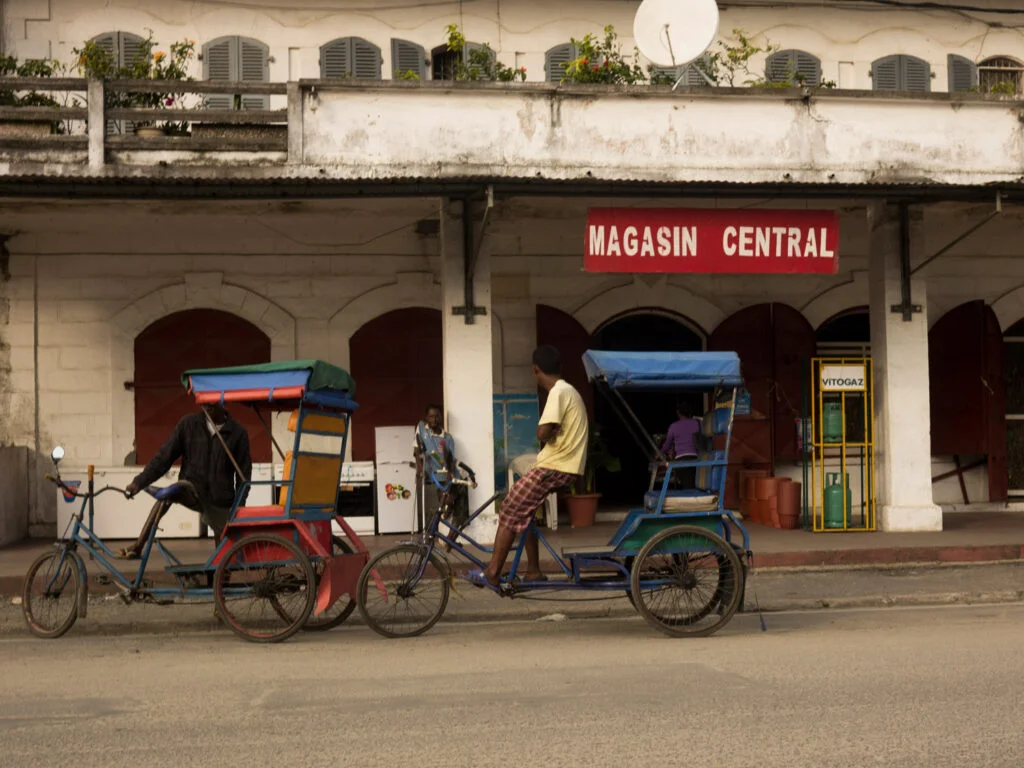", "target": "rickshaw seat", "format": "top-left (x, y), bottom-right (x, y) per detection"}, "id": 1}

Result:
top-left (276, 449), bottom-right (343, 508)
top-left (234, 505), bottom-right (286, 519)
